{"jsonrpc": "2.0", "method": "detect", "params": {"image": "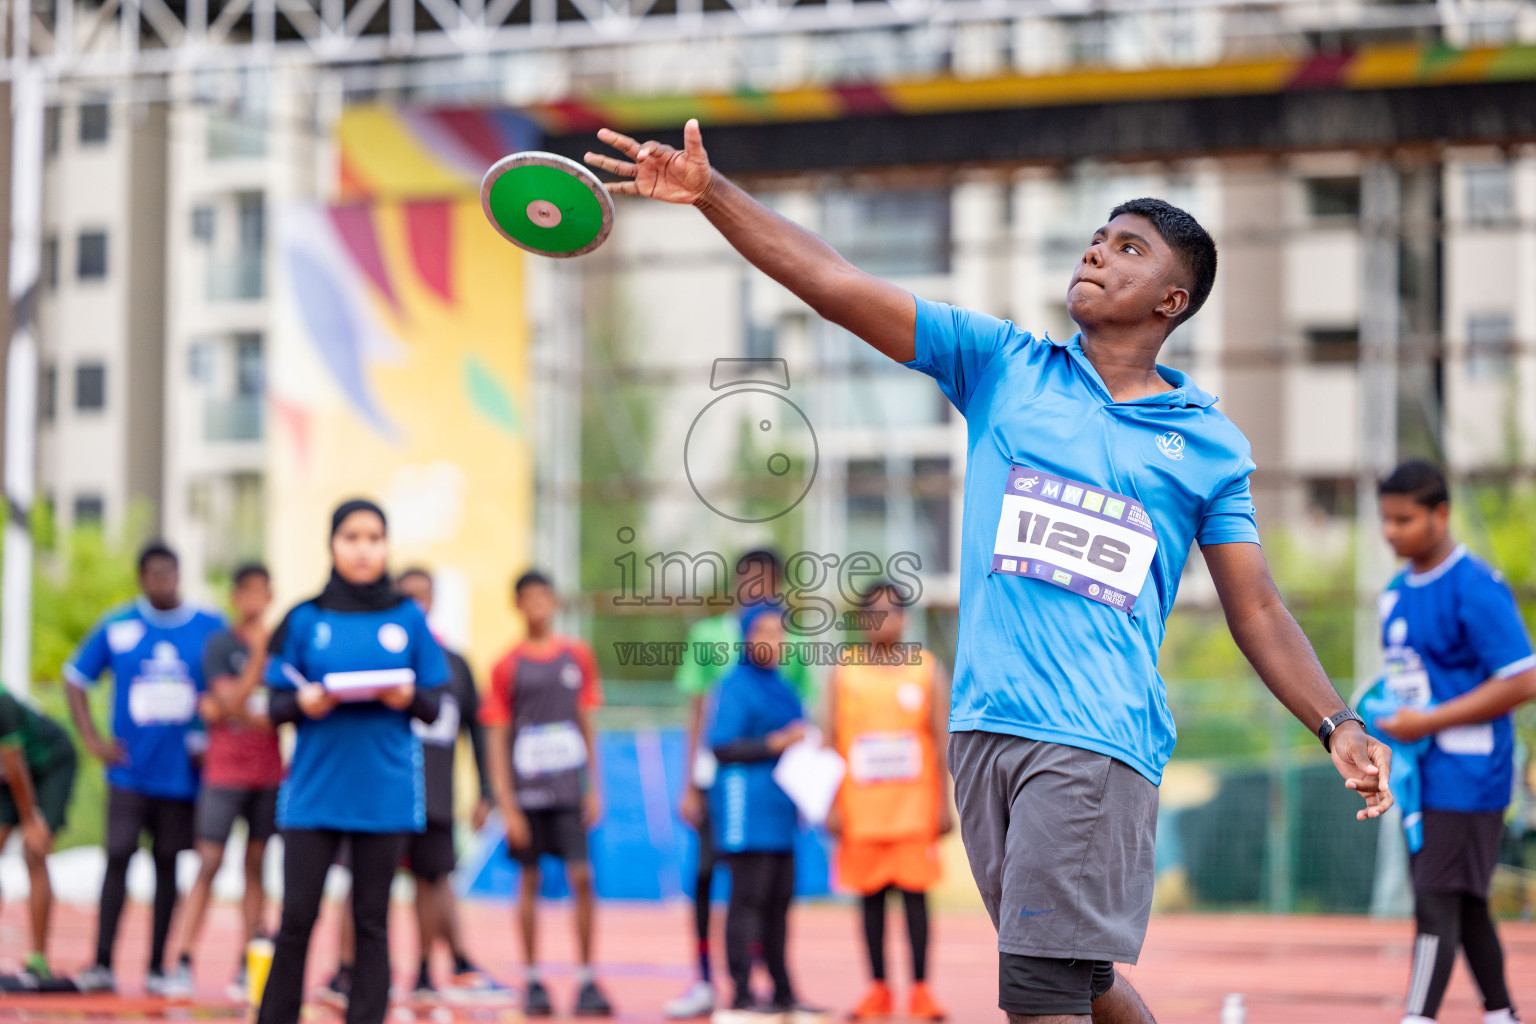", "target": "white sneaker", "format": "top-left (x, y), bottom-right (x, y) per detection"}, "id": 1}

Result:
top-left (160, 962), bottom-right (195, 999)
top-left (74, 964), bottom-right (115, 994)
top-left (666, 981), bottom-right (716, 1019)
top-left (144, 969), bottom-right (168, 997)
